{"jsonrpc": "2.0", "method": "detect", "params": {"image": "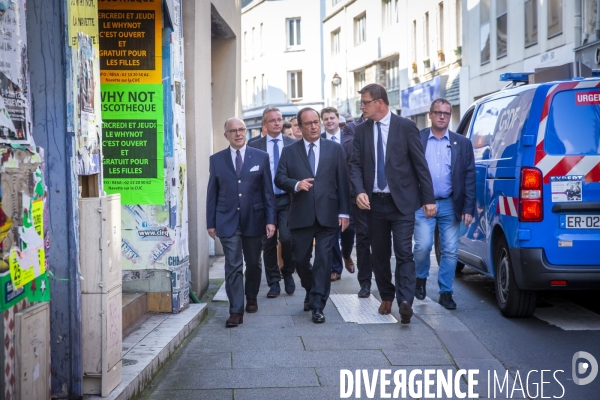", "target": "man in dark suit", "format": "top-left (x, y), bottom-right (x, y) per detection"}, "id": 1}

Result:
top-left (249, 107), bottom-right (297, 297)
top-left (320, 107), bottom-right (355, 282)
top-left (342, 114), bottom-right (372, 298)
top-left (275, 107), bottom-right (350, 324)
top-left (349, 84), bottom-right (436, 324)
top-left (414, 98), bottom-right (475, 309)
top-left (206, 117), bottom-right (276, 327)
